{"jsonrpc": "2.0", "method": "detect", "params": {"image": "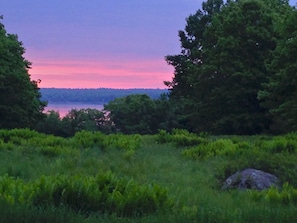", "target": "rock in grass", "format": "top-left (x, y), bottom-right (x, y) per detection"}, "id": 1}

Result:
top-left (222, 168), bottom-right (280, 190)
